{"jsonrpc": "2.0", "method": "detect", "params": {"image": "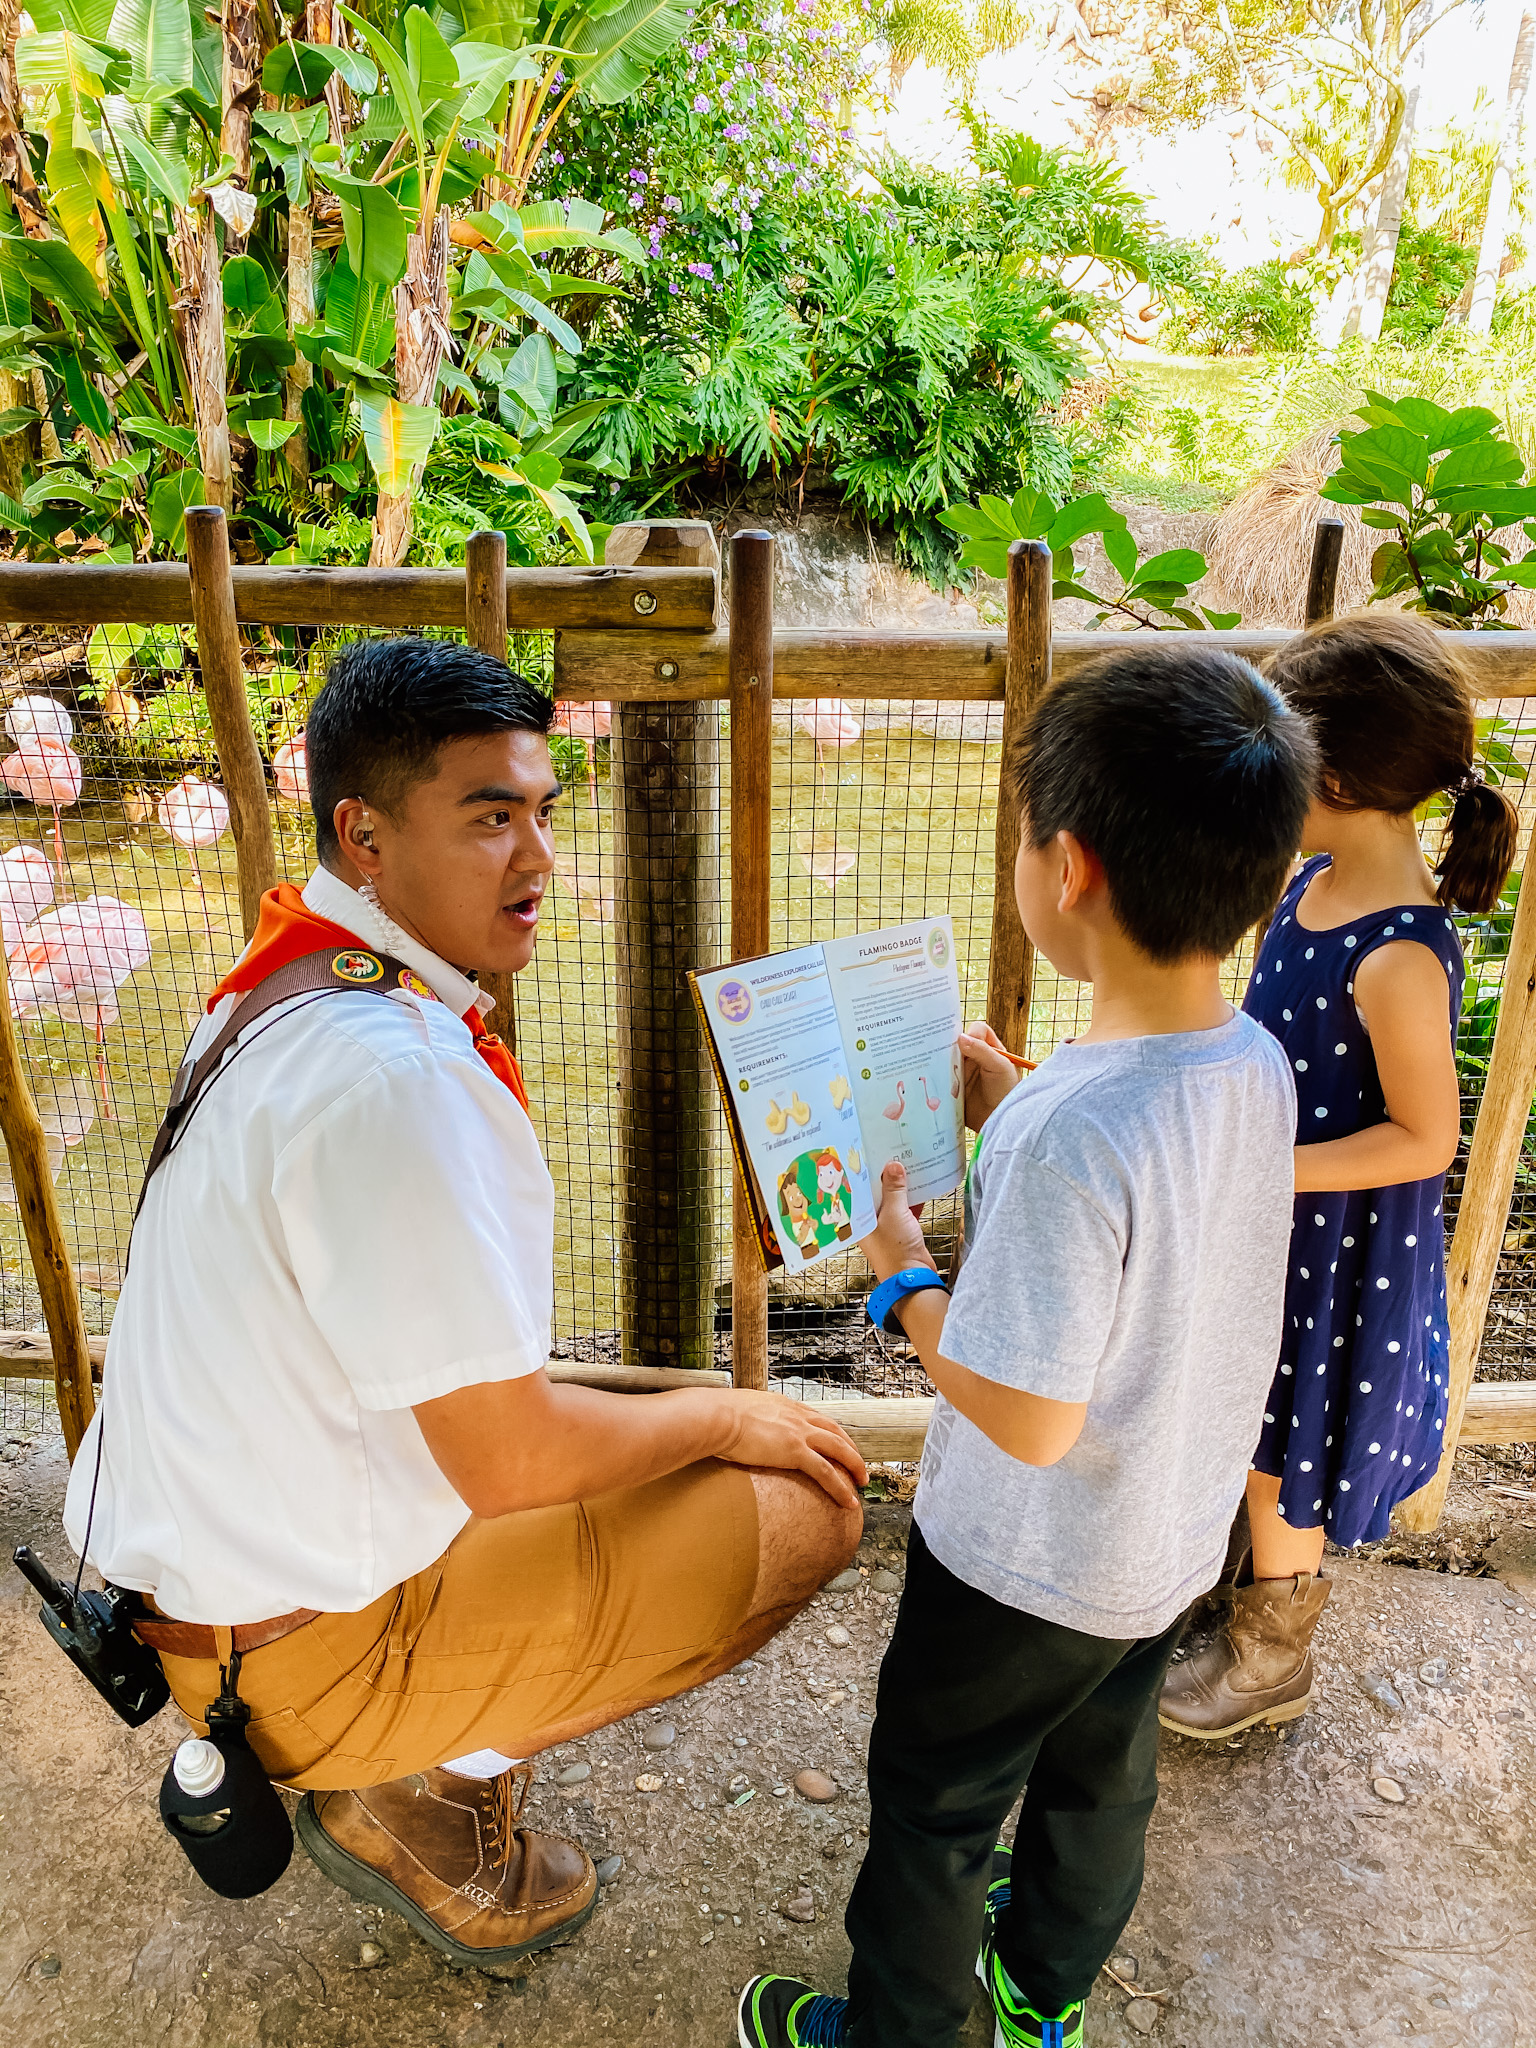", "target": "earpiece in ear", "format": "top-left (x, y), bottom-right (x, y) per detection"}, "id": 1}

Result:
top-left (357, 810), bottom-right (375, 849)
